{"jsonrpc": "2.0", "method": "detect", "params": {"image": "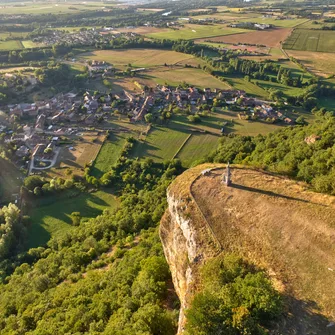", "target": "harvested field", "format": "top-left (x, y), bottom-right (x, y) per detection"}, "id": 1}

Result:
top-left (197, 28), bottom-right (292, 47)
top-left (286, 50), bottom-right (335, 77)
top-left (115, 26), bottom-right (166, 35)
top-left (79, 49), bottom-right (196, 68)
